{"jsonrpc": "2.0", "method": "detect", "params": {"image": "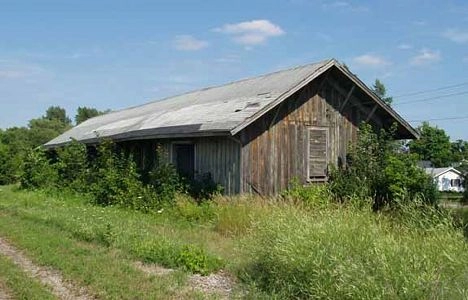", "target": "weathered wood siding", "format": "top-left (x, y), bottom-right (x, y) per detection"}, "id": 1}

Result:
top-left (239, 73), bottom-right (383, 195)
top-left (119, 137), bottom-right (241, 195)
top-left (194, 138), bottom-right (241, 195)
